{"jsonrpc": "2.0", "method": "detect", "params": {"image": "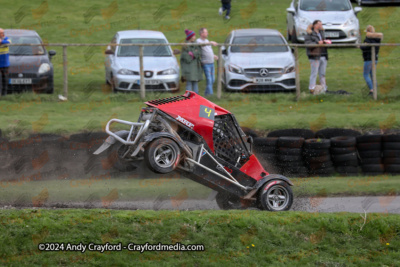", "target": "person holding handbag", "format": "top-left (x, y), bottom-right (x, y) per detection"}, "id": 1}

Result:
top-left (180, 29), bottom-right (203, 93)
